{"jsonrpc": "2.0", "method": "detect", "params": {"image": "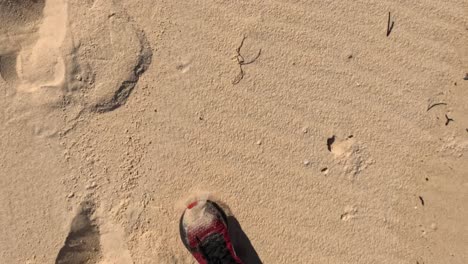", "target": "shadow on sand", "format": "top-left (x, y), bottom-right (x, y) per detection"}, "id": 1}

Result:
top-left (228, 216), bottom-right (263, 264)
